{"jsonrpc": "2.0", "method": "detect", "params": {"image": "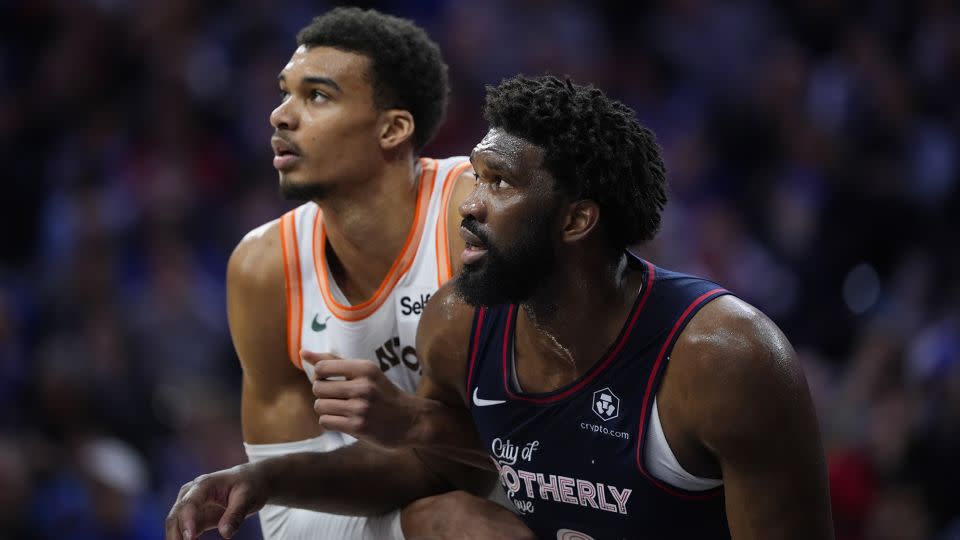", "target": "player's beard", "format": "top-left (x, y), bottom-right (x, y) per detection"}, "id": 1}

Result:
top-left (455, 214), bottom-right (557, 307)
top-left (279, 175), bottom-right (334, 201)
